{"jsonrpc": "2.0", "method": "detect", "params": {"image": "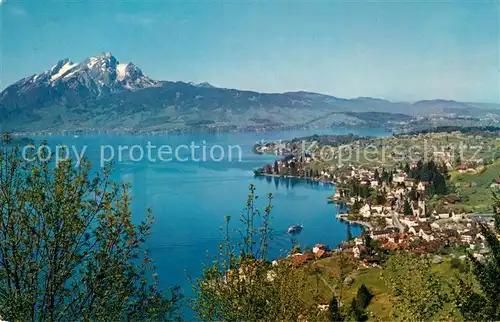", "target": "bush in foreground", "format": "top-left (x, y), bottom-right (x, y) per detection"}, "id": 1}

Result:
top-left (0, 137), bottom-right (181, 321)
top-left (190, 185), bottom-right (322, 321)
